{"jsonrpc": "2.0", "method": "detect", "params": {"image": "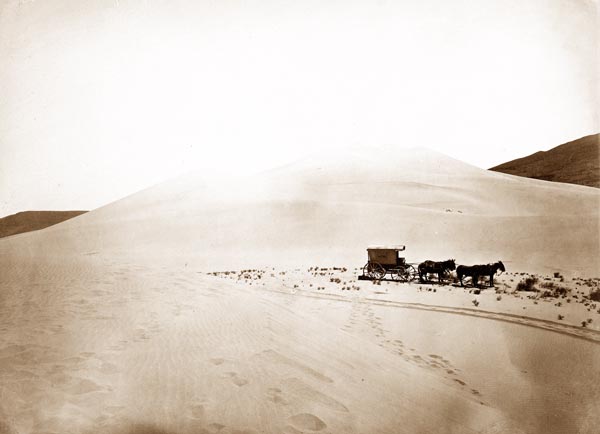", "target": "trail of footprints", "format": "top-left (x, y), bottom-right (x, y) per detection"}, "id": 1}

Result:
top-left (209, 357), bottom-right (250, 388)
top-left (0, 342), bottom-right (131, 430)
top-left (205, 355), bottom-right (331, 433)
top-left (343, 300), bottom-right (482, 399)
